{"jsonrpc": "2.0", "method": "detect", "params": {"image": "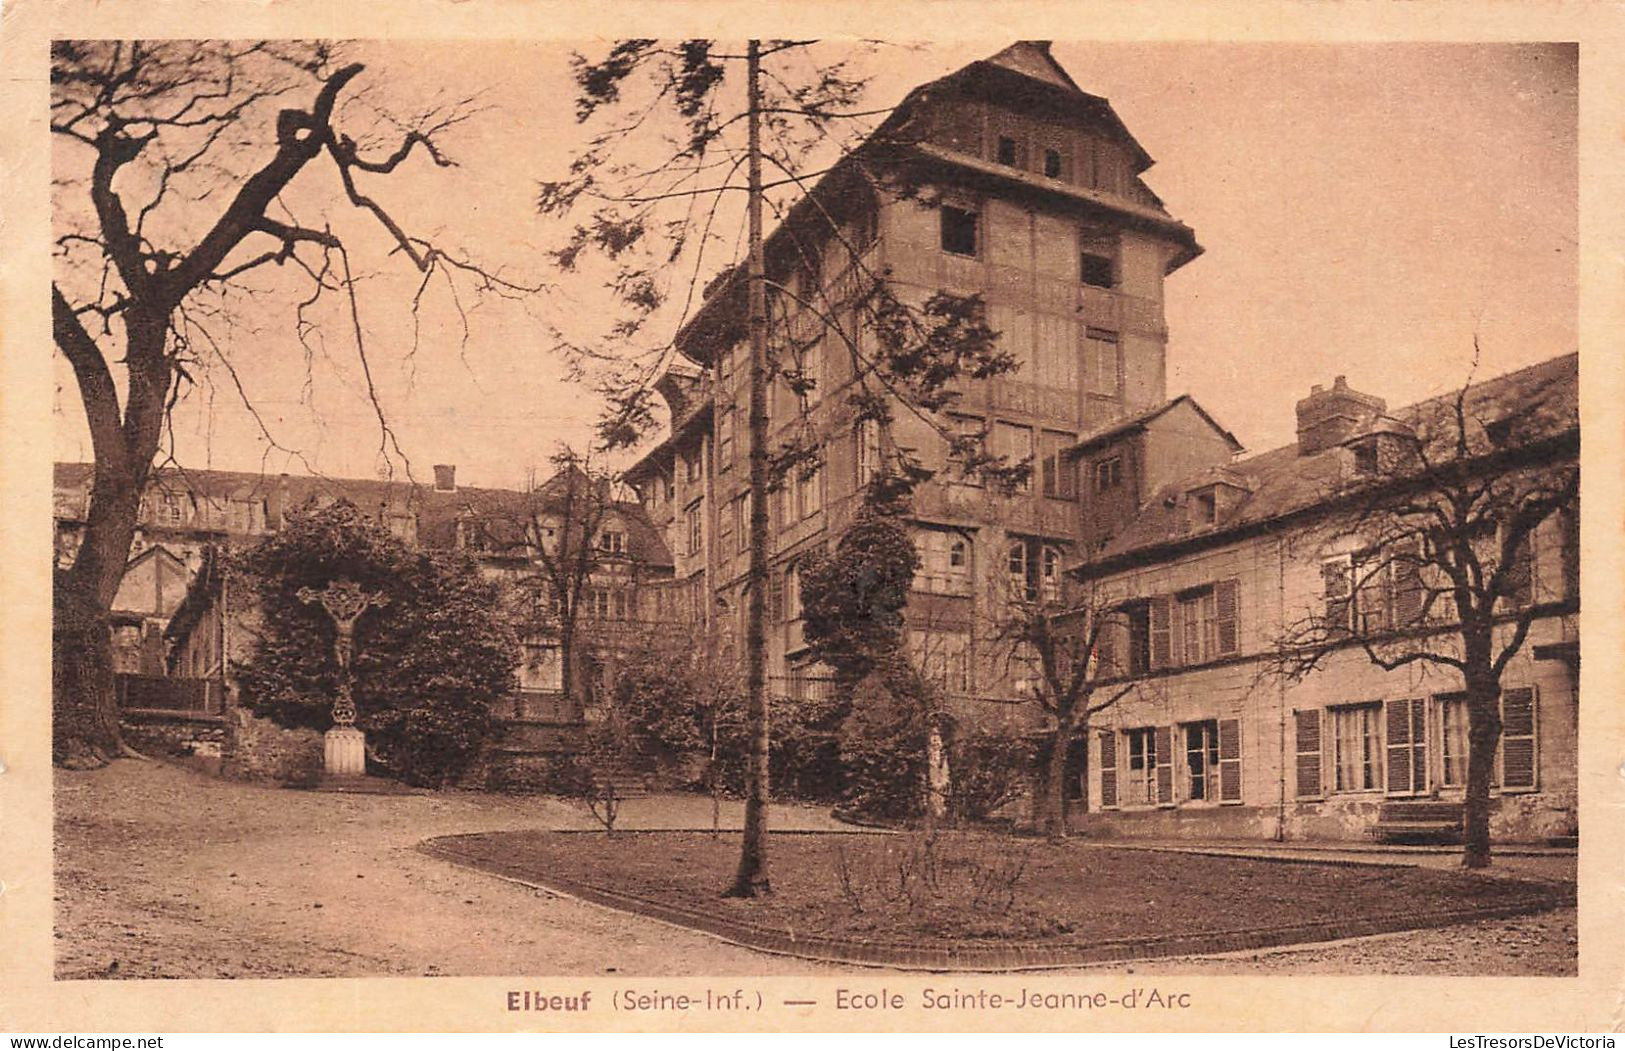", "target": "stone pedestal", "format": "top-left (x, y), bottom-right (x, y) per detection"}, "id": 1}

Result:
top-left (324, 727), bottom-right (367, 777)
